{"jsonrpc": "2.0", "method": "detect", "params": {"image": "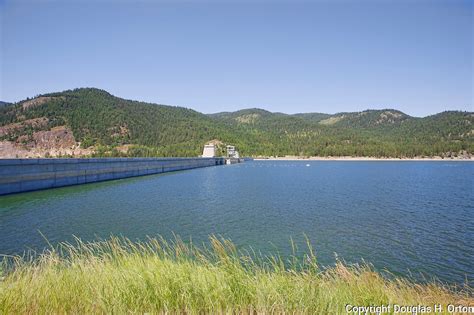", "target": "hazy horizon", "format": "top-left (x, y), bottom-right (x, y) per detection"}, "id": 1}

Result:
top-left (1, 0), bottom-right (472, 116)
